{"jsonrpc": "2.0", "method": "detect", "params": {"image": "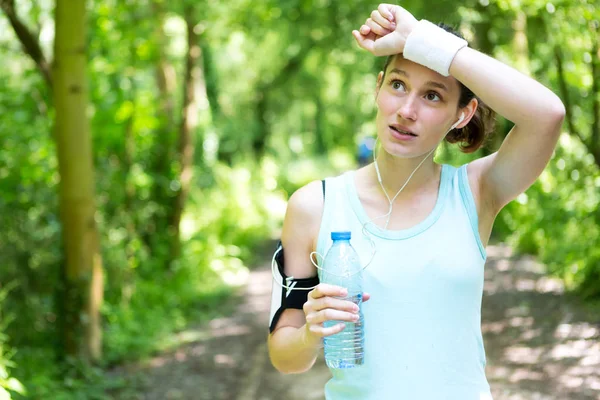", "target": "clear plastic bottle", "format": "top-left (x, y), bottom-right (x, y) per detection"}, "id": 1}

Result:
top-left (321, 231), bottom-right (365, 369)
